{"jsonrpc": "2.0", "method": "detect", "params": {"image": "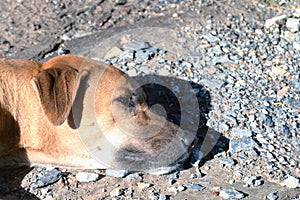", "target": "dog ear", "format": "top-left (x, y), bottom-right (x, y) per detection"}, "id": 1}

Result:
top-left (31, 66), bottom-right (83, 126)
